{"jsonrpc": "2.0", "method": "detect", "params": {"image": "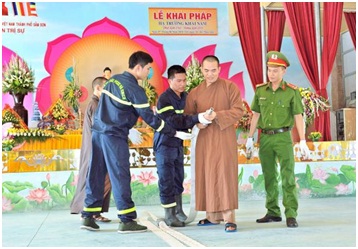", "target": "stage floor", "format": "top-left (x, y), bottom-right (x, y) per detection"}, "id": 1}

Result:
top-left (2, 196), bottom-right (356, 247)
